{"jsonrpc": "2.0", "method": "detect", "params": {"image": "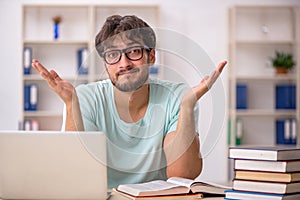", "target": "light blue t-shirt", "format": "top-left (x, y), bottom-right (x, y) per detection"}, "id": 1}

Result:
top-left (76, 78), bottom-right (198, 189)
